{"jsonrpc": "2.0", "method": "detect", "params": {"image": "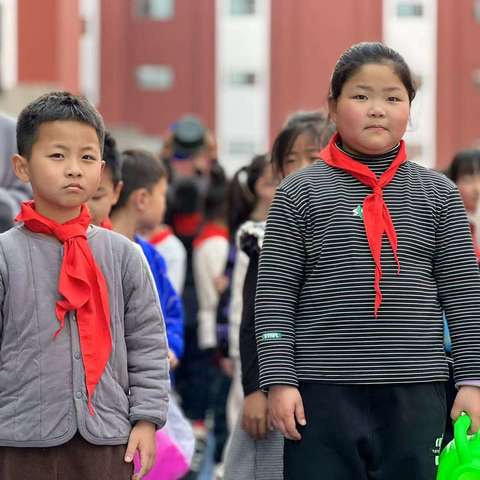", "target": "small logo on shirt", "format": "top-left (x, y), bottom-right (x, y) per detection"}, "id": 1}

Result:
top-left (261, 332), bottom-right (283, 341)
top-left (432, 435), bottom-right (443, 466)
top-left (352, 205), bottom-right (363, 219)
